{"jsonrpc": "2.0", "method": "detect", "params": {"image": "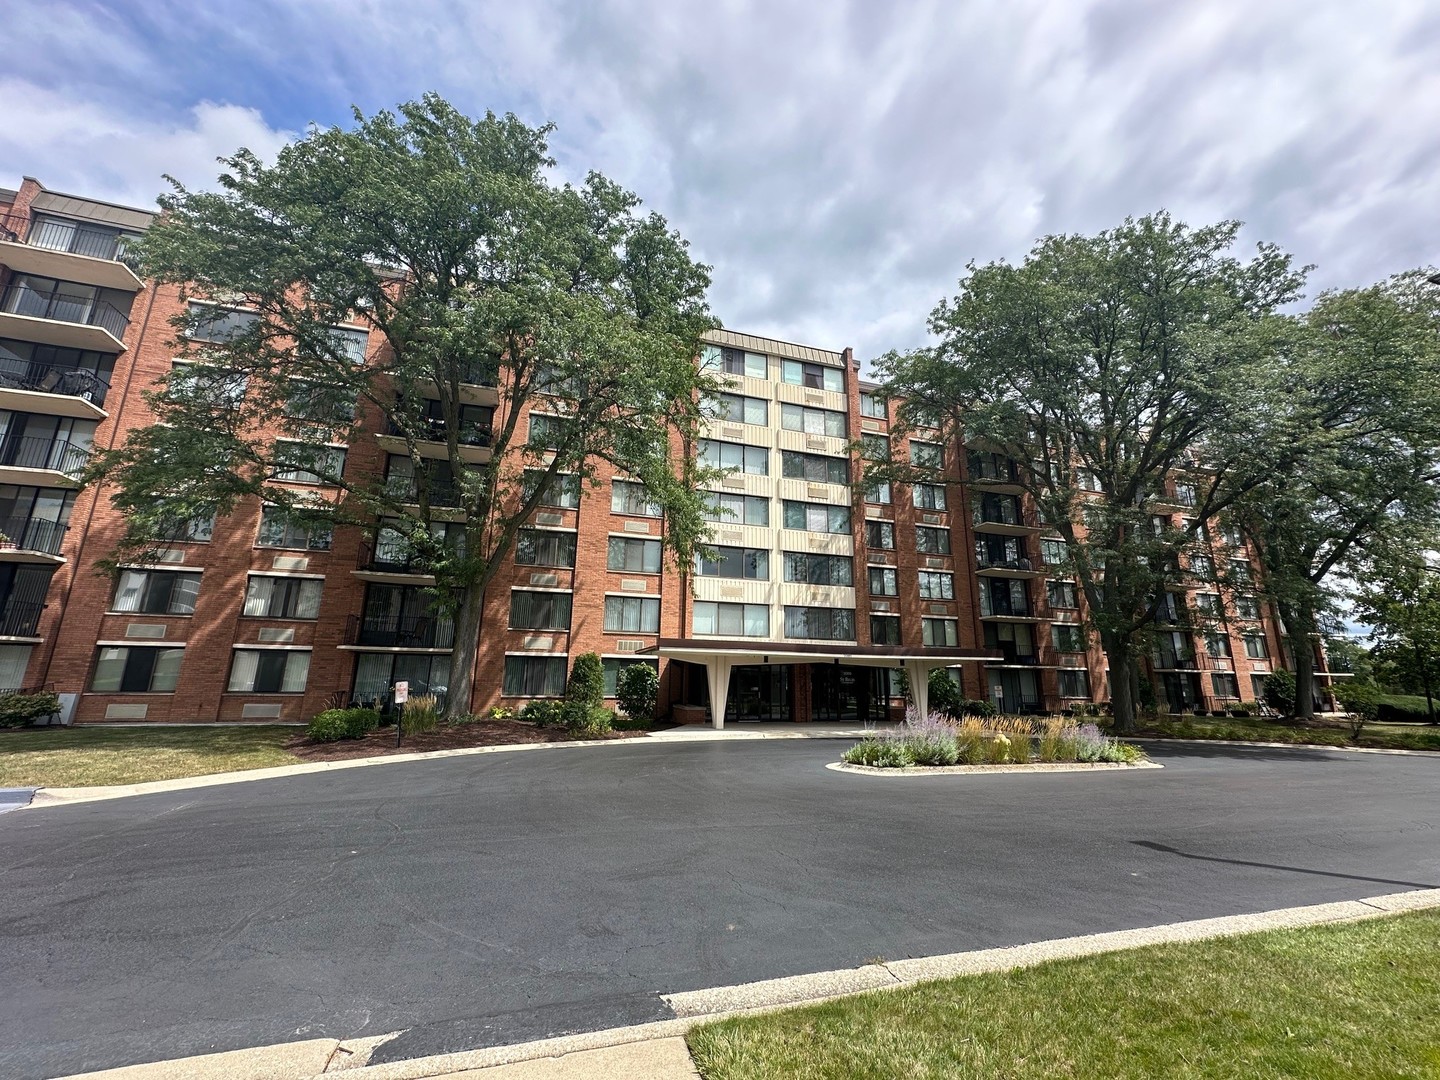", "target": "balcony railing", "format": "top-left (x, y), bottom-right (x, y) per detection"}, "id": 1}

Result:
top-left (980, 597), bottom-right (1033, 618)
top-left (973, 502), bottom-right (1029, 527)
top-left (0, 436), bottom-right (89, 479)
top-left (1, 283), bottom-right (129, 340)
top-left (346, 613), bottom-right (455, 649)
top-left (382, 476), bottom-right (465, 507)
top-left (976, 556), bottom-right (1035, 572)
top-left (0, 515), bottom-right (67, 555)
top-left (28, 219), bottom-right (132, 263)
top-left (386, 416), bottom-right (493, 447)
top-left (0, 358), bottom-right (110, 407)
top-left (356, 540), bottom-right (437, 575)
top-left (967, 455), bottom-right (1020, 483)
top-left (0, 599), bottom-right (44, 637)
